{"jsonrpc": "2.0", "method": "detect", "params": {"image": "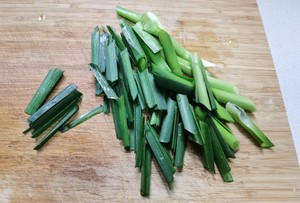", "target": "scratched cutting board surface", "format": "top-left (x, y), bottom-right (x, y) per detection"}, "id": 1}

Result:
top-left (0, 0), bottom-right (299, 202)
